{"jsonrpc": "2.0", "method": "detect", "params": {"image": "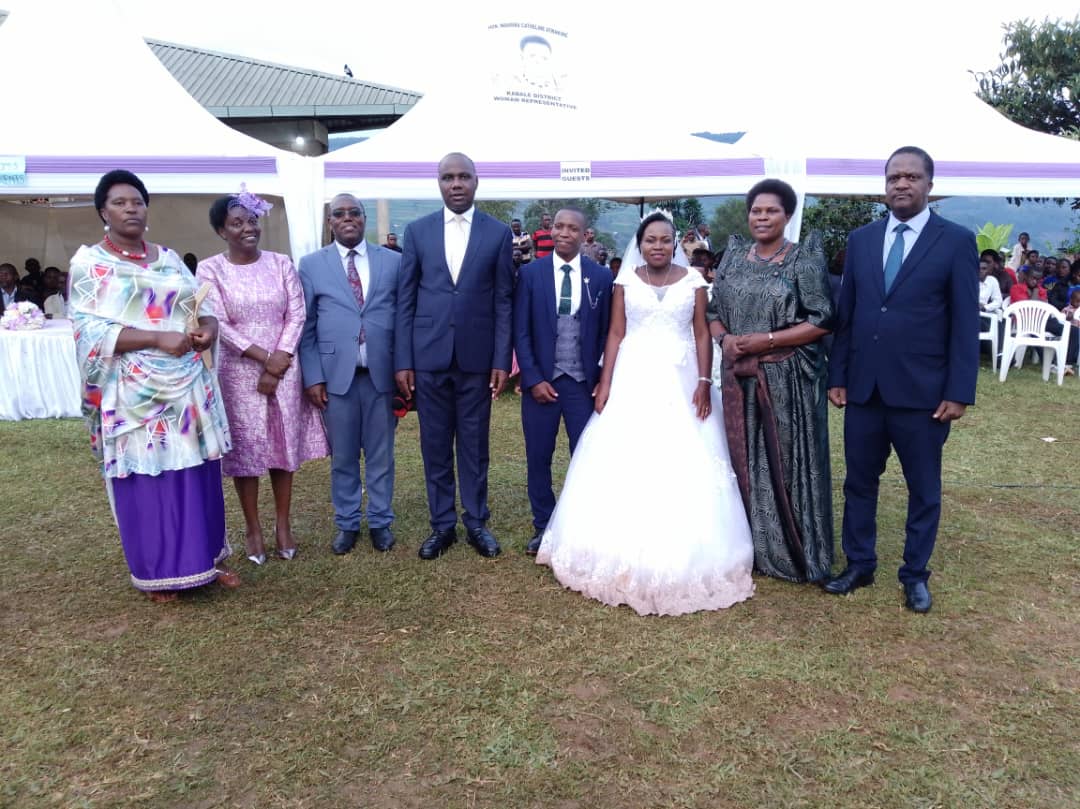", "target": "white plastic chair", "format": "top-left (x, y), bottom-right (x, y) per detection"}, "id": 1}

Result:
top-left (978, 311), bottom-right (1001, 371)
top-left (999, 300), bottom-right (1071, 385)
